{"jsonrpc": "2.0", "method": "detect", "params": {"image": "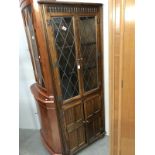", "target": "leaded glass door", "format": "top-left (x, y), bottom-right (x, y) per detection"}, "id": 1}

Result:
top-left (45, 15), bottom-right (101, 100)
top-left (43, 9), bottom-right (82, 103)
top-left (79, 16), bottom-right (99, 93)
top-left (44, 13), bottom-right (88, 152)
top-left (49, 16), bottom-right (81, 101)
